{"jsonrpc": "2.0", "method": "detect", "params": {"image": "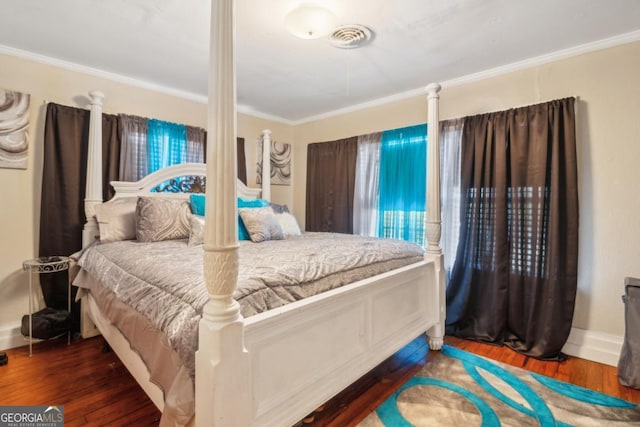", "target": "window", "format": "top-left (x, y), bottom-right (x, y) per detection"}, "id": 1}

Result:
top-left (377, 124), bottom-right (427, 246)
top-left (148, 119), bottom-right (202, 174)
top-left (119, 116), bottom-right (205, 182)
top-left (508, 186), bottom-right (549, 277)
